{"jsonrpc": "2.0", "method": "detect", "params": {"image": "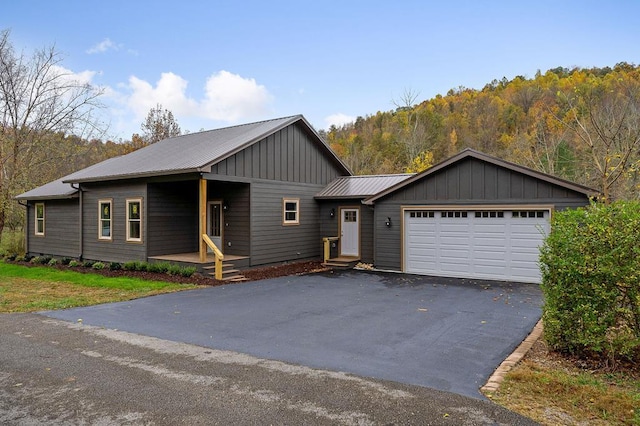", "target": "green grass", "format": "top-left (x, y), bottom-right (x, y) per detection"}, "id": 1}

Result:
top-left (0, 262), bottom-right (198, 313)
